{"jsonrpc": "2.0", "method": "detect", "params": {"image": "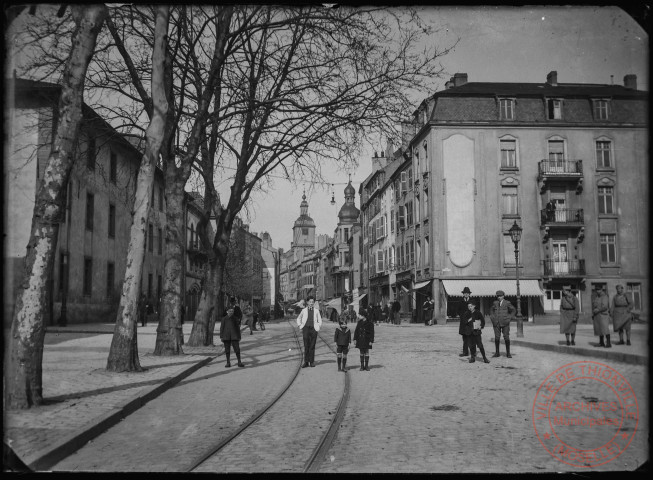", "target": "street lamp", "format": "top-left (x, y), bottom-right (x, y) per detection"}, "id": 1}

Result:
top-left (509, 221), bottom-right (524, 338)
